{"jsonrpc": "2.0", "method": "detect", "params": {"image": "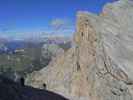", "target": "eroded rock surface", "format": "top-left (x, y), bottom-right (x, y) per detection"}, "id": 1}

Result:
top-left (26, 0), bottom-right (133, 100)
